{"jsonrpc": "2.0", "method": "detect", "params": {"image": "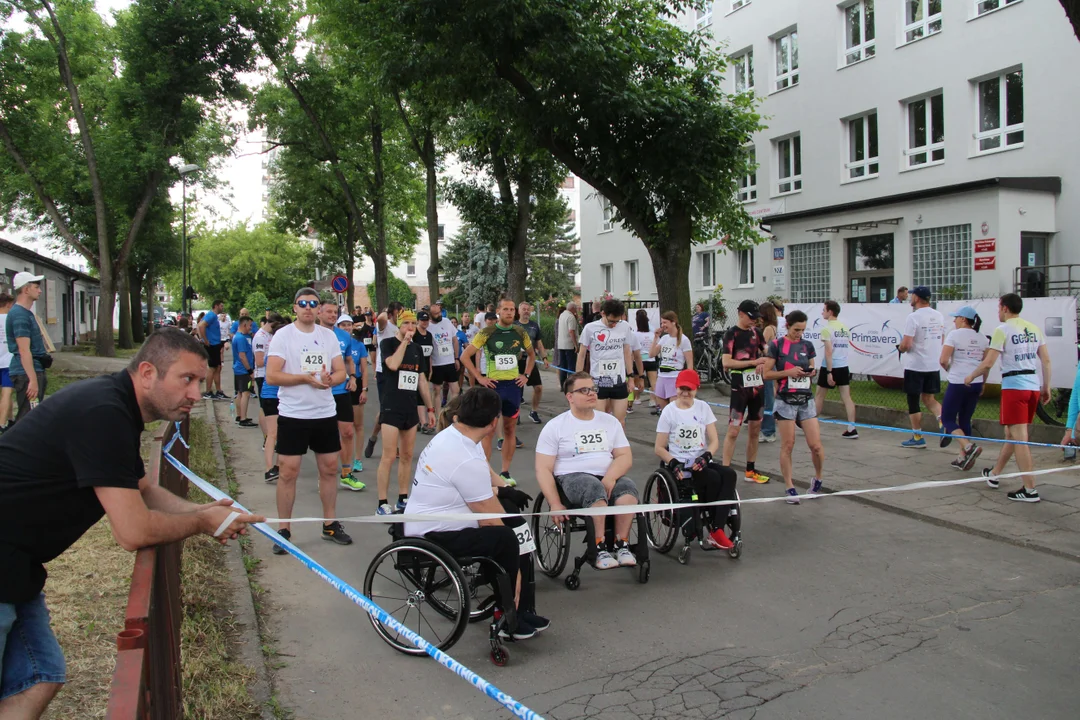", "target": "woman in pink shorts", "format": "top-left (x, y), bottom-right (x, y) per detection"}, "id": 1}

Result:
top-left (649, 311), bottom-right (694, 412)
